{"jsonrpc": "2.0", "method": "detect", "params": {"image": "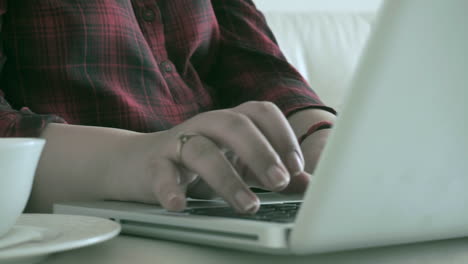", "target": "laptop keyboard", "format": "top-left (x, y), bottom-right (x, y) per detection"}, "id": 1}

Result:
top-left (184, 202), bottom-right (301, 223)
